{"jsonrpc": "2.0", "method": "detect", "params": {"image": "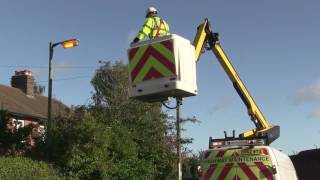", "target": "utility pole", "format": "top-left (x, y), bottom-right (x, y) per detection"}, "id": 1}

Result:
top-left (48, 42), bottom-right (53, 135)
top-left (176, 97), bottom-right (182, 180)
top-left (47, 39), bottom-right (80, 138)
